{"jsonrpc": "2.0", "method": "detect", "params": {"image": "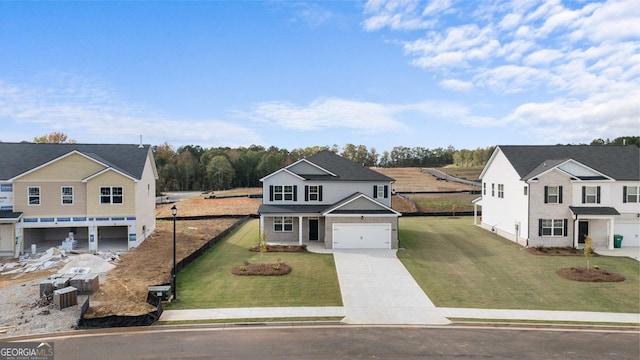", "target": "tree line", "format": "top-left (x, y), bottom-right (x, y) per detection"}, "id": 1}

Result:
top-left (153, 143), bottom-right (496, 192)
